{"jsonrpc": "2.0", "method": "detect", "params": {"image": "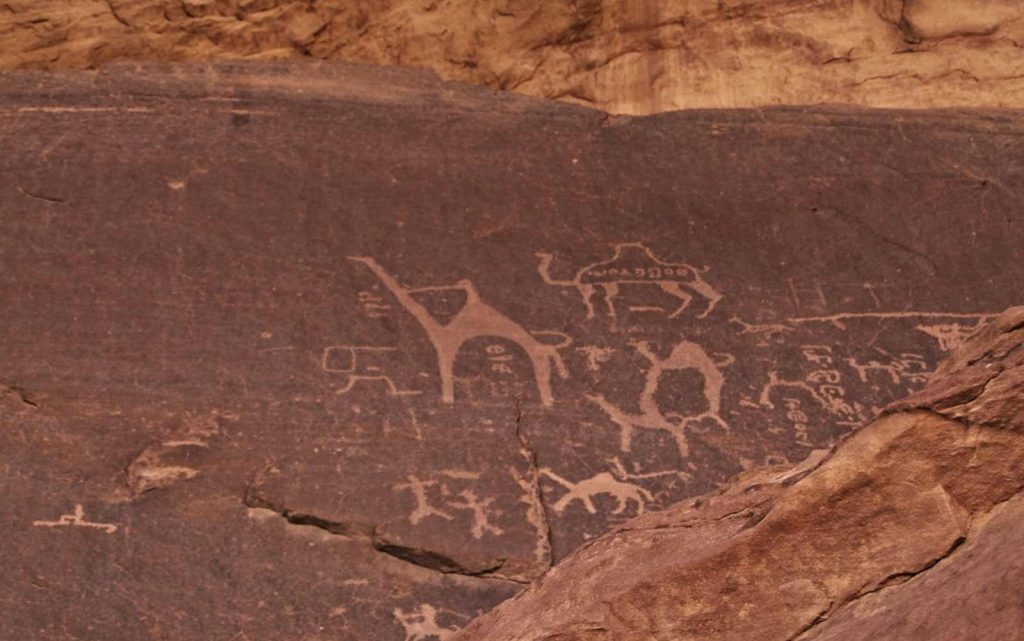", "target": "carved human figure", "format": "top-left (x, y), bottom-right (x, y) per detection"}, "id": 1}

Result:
top-left (588, 340), bottom-right (733, 458)
top-left (393, 604), bottom-right (457, 641)
top-left (393, 476), bottom-right (453, 525)
top-left (349, 256), bottom-right (569, 406)
top-left (536, 242), bottom-right (723, 320)
top-left (448, 489), bottom-right (504, 539)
